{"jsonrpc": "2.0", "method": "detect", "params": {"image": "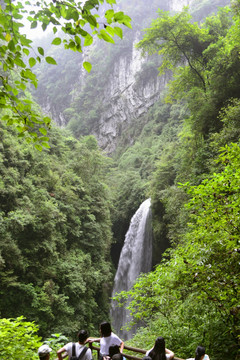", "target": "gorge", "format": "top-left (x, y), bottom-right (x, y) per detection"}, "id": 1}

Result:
top-left (0, 0), bottom-right (239, 359)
